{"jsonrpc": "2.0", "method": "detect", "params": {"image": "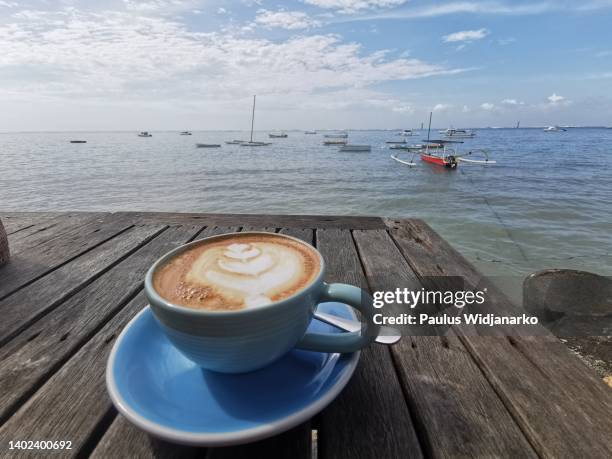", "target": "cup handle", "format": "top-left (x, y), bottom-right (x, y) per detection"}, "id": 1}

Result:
top-left (294, 283), bottom-right (381, 353)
